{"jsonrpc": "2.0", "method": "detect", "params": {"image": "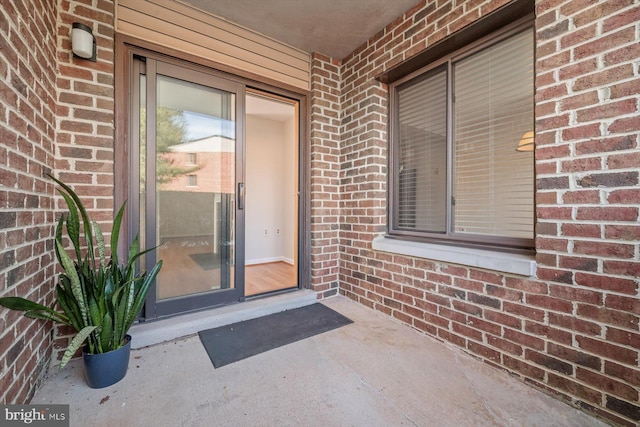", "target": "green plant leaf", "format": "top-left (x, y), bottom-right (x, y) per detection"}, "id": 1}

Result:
top-left (123, 261), bottom-right (162, 332)
top-left (99, 312), bottom-right (113, 352)
top-left (55, 240), bottom-right (89, 326)
top-left (50, 175), bottom-right (95, 267)
top-left (0, 297), bottom-right (71, 326)
top-left (56, 283), bottom-right (83, 332)
top-left (24, 310), bottom-right (70, 325)
top-left (54, 216), bottom-right (64, 263)
top-left (59, 325), bottom-right (98, 369)
top-left (0, 296), bottom-right (49, 312)
top-left (112, 283), bottom-right (131, 346)
top-left (94, 220), bottom-right (107, 268)
top-left (110, 202), bottom-right (127, 267)
top-left (58, 190), bottom-right (81, 260)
